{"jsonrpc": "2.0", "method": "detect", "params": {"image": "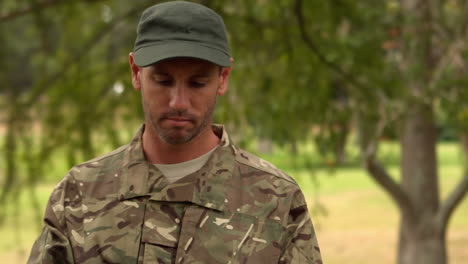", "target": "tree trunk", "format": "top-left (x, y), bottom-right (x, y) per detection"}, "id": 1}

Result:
top-left (398, 219), bottom-right (446, 264)
top-left (397, 0), bottom-right (448, 261)
top-left (399, 102), bottom-right (446, 264)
